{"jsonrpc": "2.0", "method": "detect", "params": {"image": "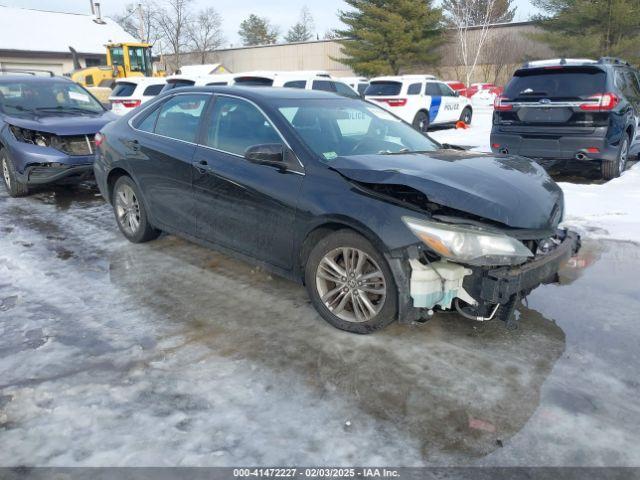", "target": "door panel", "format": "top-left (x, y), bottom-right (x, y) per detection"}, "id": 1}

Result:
top-left (193, 95), bottom-right (303, 269)
top-left (129, 93), bottom-right (209, 235)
